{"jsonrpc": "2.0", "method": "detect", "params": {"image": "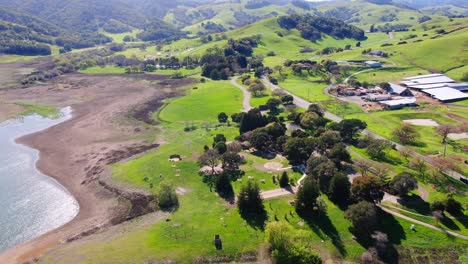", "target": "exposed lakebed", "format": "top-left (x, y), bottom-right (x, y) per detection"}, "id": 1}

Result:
top-left (0, 107), bottom-right (79, 252)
